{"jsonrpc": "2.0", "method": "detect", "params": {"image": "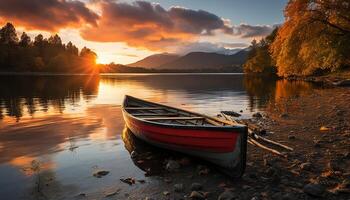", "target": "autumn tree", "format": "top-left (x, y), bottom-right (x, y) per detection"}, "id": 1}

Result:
top-left (270, 0), bottom-right (350, 77)
top-left (244, 28), bottom-right (278, 74)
